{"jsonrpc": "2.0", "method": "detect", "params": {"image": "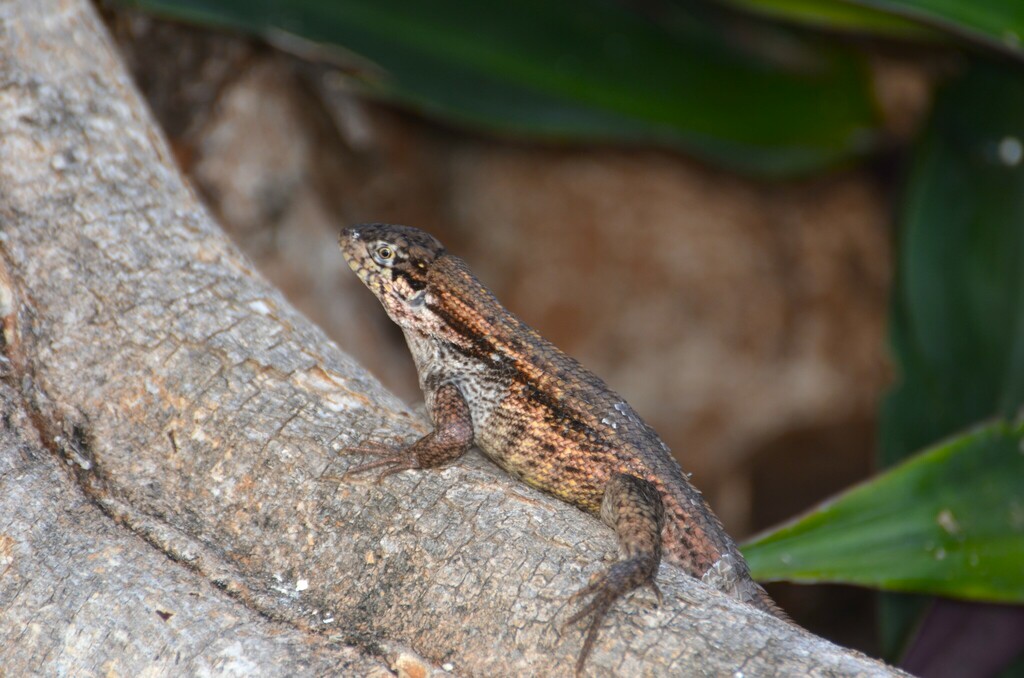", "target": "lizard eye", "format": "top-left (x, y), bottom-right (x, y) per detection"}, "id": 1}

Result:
top-left (372, 244), bottom-right (396, 265)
